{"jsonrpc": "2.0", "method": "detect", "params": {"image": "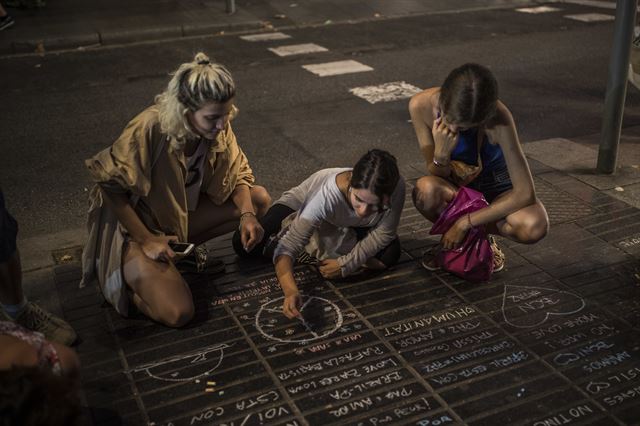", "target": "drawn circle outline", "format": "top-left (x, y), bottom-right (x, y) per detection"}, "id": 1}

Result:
top-left (255, 296), bottom-right (343, 343)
